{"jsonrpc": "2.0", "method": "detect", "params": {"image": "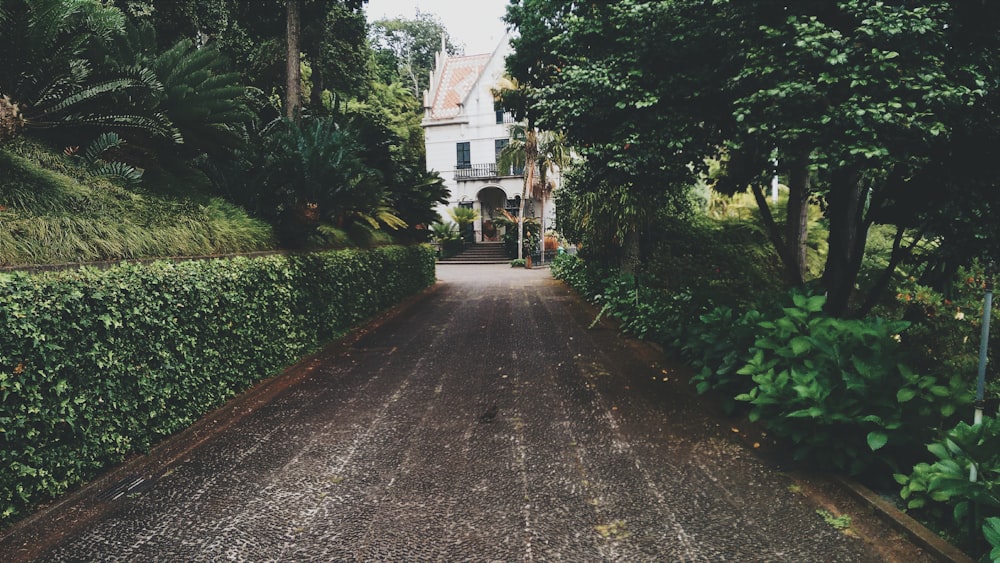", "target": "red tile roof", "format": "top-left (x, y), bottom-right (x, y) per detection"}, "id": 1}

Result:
top-left (428, 53), bottom-right (491, 120)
